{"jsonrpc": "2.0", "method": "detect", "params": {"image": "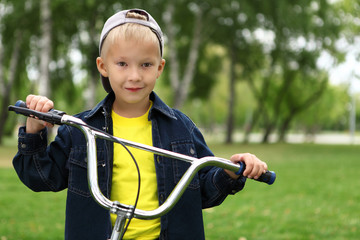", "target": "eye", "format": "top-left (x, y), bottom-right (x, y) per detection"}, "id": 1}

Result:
top-left (142, 62), bottom-right (153, 68)
top-left (117, 62), bottom-right (127, 67)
